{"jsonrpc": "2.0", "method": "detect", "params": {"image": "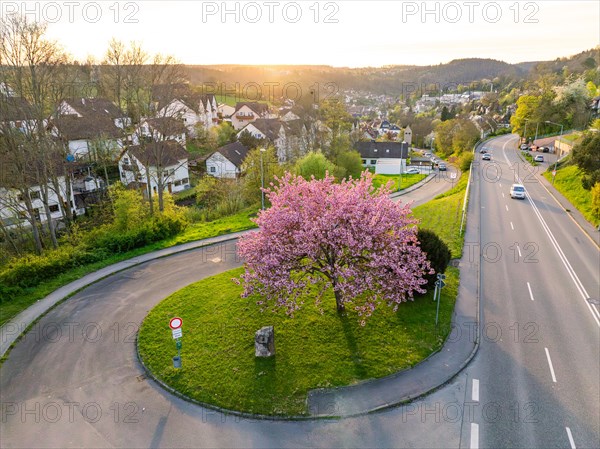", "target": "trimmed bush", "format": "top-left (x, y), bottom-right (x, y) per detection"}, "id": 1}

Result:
top-left (416, 228), bottom-right (452, 290)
